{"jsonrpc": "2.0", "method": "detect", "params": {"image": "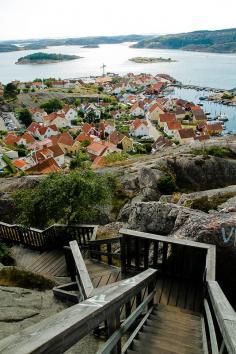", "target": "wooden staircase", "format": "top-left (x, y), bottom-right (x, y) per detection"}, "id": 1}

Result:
top-left (128, 305), bottom-right (203, 354)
